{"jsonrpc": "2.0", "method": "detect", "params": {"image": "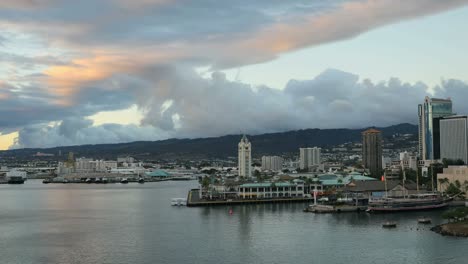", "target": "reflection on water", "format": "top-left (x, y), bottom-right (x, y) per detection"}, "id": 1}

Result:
top-left (0, 180), bottom-right (466, 264)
